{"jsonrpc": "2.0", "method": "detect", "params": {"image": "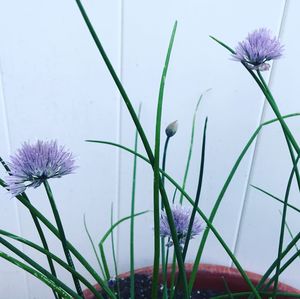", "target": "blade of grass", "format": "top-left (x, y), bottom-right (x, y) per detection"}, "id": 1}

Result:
top-left (175, 118), bottom-right (208, 294)
top-left (169, 252), bottom-right (177, 299)
top-left (222, 276), bottom-right (234, 299)
top-left (98, 210), bottom-right (149, 281)
top-left (251, 185), bottom-right (300, 214)
top-left (280, 210), bottom-right (300, 257)
top-left (110, 204), bottom-right (120, 298)
top-left (182, 117), bottom-right (207, 261)
top-left (100, 211), bottom-right (148, 245)
top-left (99, 243), bottom-right (111, 281)
top-left (0, 251), bottom-right (72, 299)
top-left (180, 90), bottom-right (210, 204)
top-left (130, 103), bottom-right (141, 299)
top-left (83, 214), bottom-right (106, 279)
